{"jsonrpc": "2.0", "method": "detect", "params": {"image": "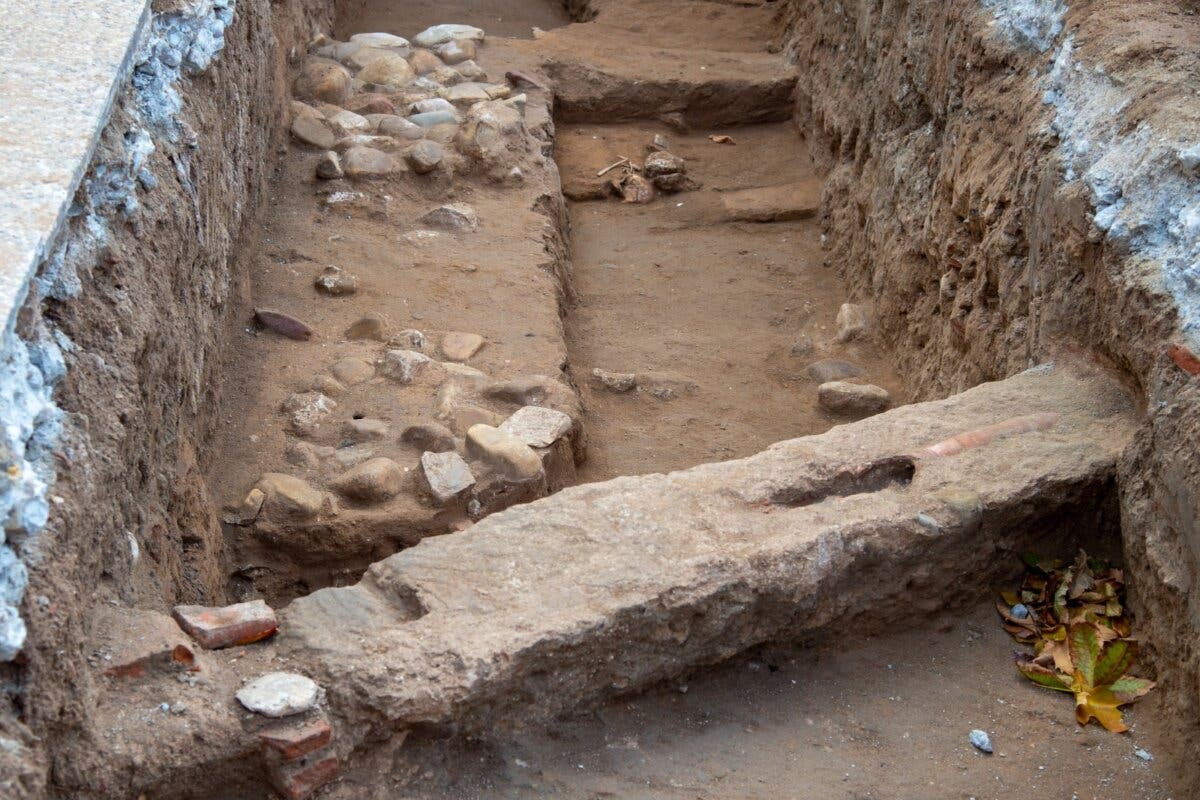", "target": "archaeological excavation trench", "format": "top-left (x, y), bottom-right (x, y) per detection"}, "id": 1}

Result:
top-left (3, 0), bottom-right (1200, 797)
